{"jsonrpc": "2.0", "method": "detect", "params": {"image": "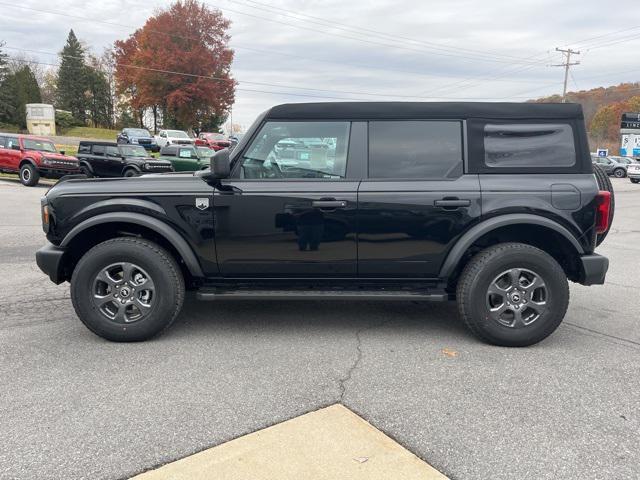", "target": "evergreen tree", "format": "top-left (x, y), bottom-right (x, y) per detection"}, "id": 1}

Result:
top-left (1, 65), bottom-right (41, 128)
top-left (85, 65), bottom-right (112, 128)
top-left (57, 30), bottom-right (87, 122)
top-left (0, 41), bottom-right (15, 124)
